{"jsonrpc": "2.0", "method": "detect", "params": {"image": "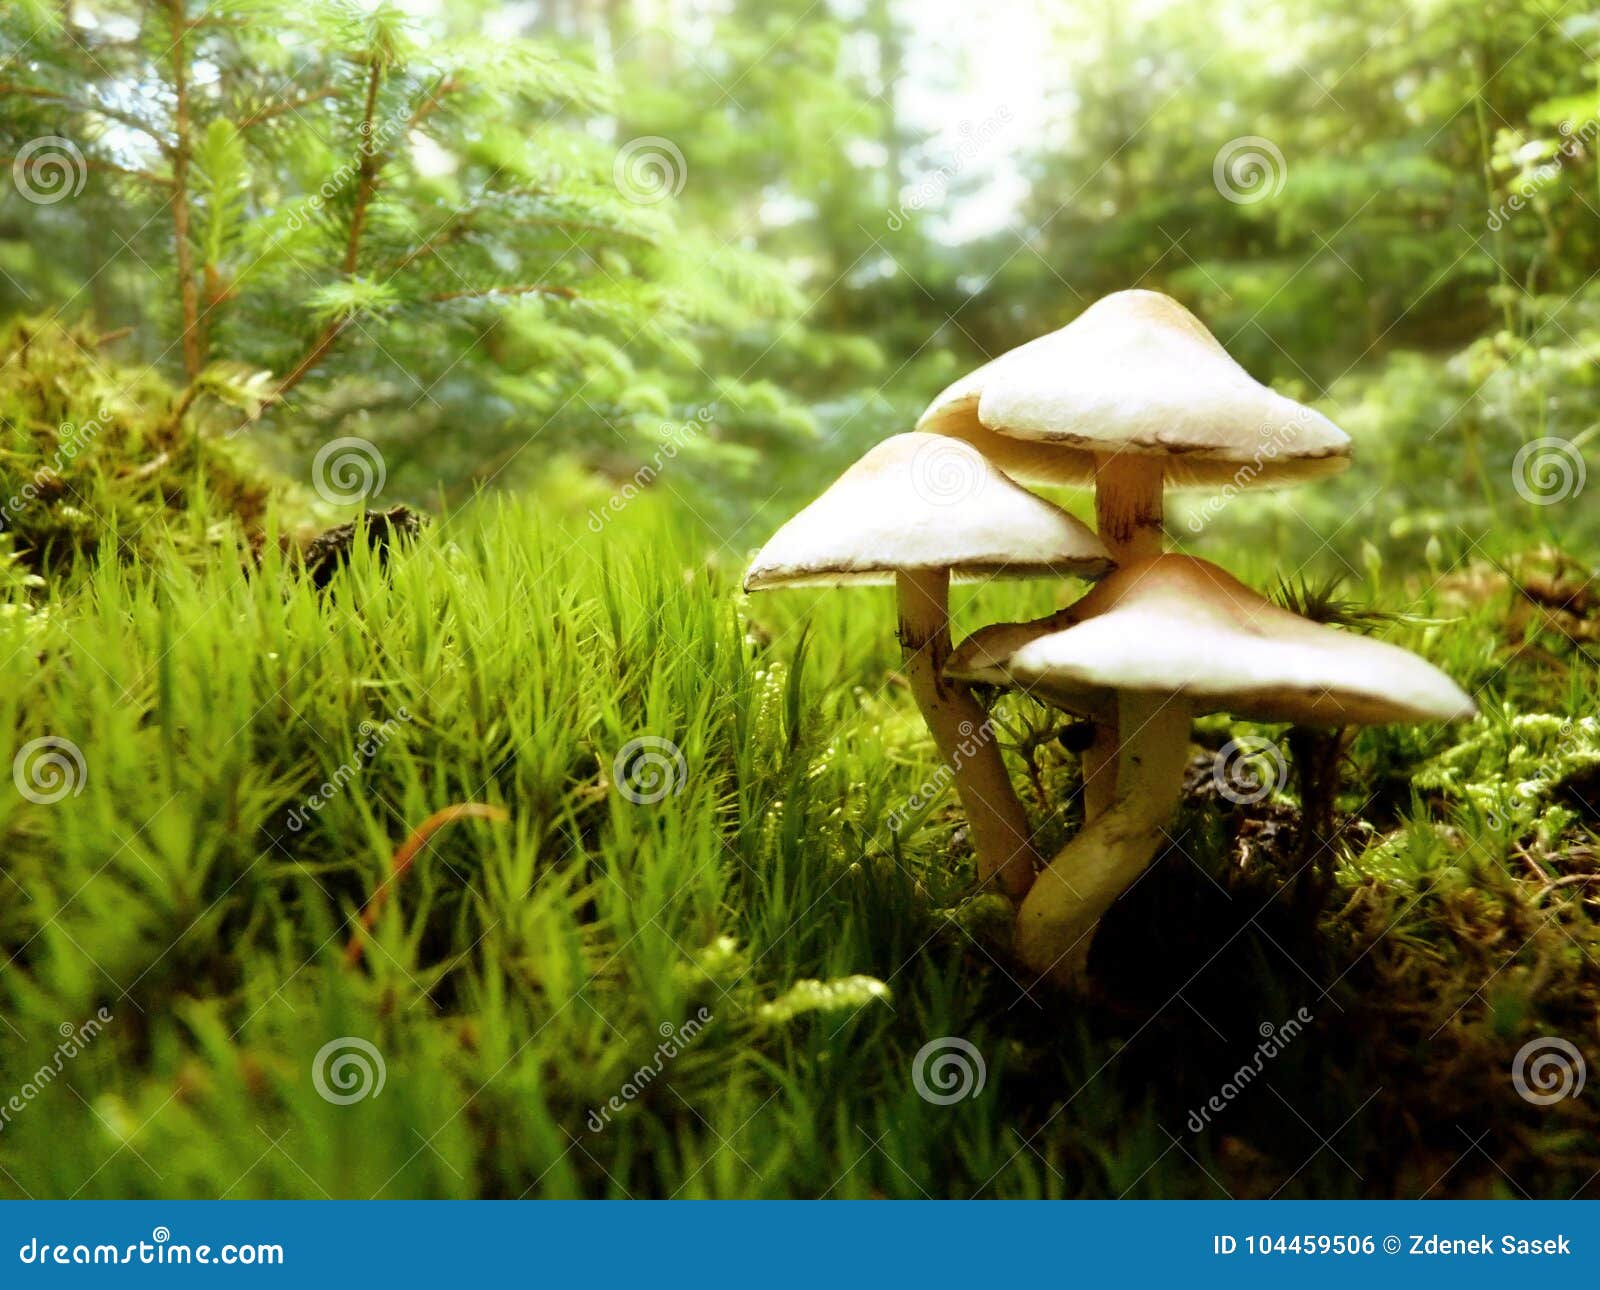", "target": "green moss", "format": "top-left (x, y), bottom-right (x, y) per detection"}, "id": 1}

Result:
top-left (1414, 709), bottom-right (1600, 845)
top-left (0, 318), bottom-right (276, 585)
top-left (1, 498), bottom-right (1595, 1199)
